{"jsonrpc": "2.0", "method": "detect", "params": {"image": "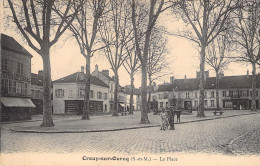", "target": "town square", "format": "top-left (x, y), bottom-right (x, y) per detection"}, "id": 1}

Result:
top-left (0, 0), bottom-right (260, 166)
